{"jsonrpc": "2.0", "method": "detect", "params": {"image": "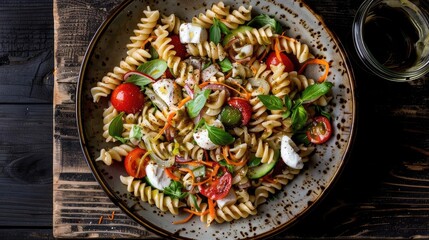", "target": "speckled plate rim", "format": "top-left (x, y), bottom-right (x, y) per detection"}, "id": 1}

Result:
top-left (76, 0), bottom-right (357, 239)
